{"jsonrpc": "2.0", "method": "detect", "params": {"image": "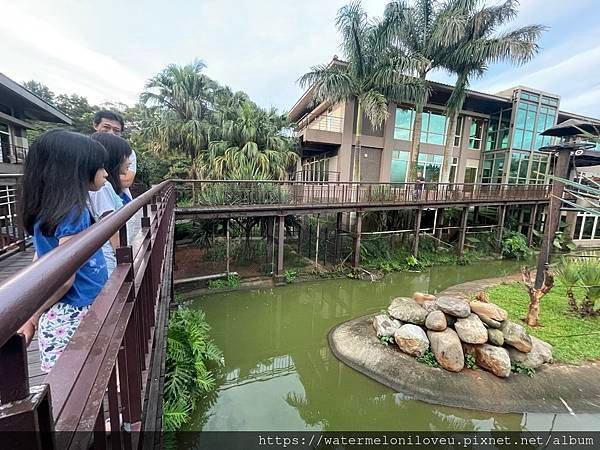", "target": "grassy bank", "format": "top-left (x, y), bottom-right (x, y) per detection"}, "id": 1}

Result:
top-left (487, 281), bottom-right (600, 364)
